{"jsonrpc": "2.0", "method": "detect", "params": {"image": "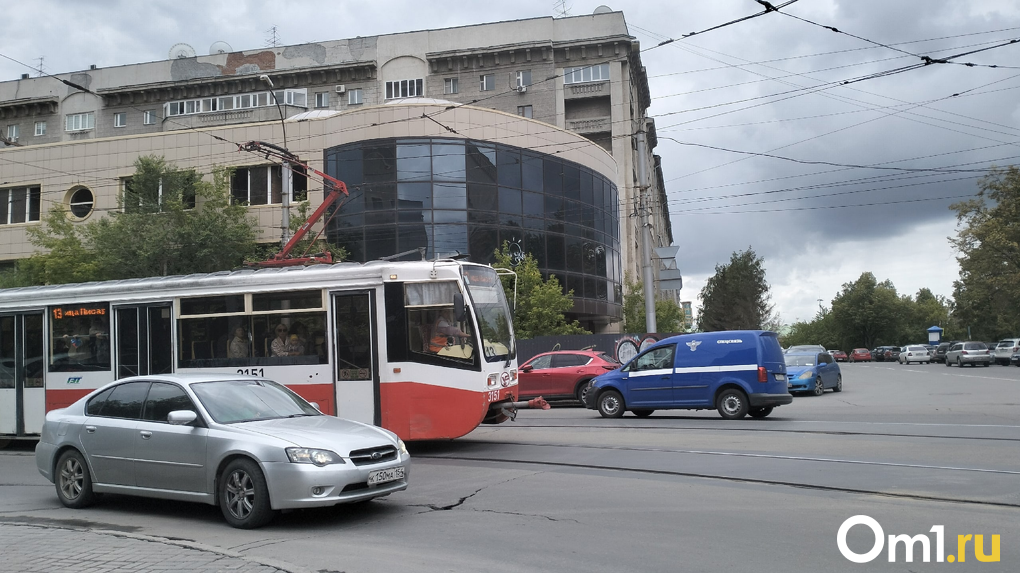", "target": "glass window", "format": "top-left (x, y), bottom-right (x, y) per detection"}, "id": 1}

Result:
top-left (563, 165), bottom-right (581, 200)
top-left (397, 142), bottom-right (432, 182)
top-left (65, 112), bottom-right (95, 131)
top-left (86, 387), bottom-right (116, 416)
top-left (69, 187), bottom-right (94, 218)
top-left (366, 211), bottom-right (396, 225)
top-left (515, 70), bottom-right (532, 87)
top-left (521, 191), bottom-right (543, 217)
top-left (625, 345), bottom-right (676, 372)
top-left (252, 290), bottom-right (323, 312)
top-left (466, 143), bottom-right (497, 184)
top-left (498, 187), bottom-right (522, 214)
top-left (143, 111), bottom-right (156, 125)
top-left (365, 225), bottom-right (397, 260)
top-left (348, 89), bottom-right (363, 105)
top-left (192, 379), bottom-right (318, 424)
top-left (432, 142), bottom-right (465, 181)
top-left (444, 78), bottom-right (459, 94)
top-left (48, 303), bottom-right (111, 372)
top-left (98, 382), bottom-right (150, 419)
top-left (467, 184), bottom-right (497, 211)
top-left (181, 295), bottom-right (244, 315)
top-left (517, 105), bottom-right (533, 118)
top-left (114, 113), bottom-right (126, 128)
top-left (469, 226), bottom-right (499, 265)
top-left (364, 144), bottom-right (397, 183)
top-left (521, 153), bottom-right (543, 192)
top-left (365, 183), bottom-right (397, 211)
top-left (479, 74), bottom-right (495, 91)
top-left (315, 92), bottom-right (330, 108)
top-left (398, 182), bottom-right (432, 211)
top-left (34, 121), bottom-right (46, 136)
top-left (434, 182), bottom-right (467, 209)
top-left (547, 234), bottom-right (565, 270)
top-left (496, 147), bottom-right (521, 188)
top-left (543, 159), bottom-right (563, 195)
top-left (143, 383), bottom-right (196, 422)
top-left (528, 355), bottom-right (553, 370)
